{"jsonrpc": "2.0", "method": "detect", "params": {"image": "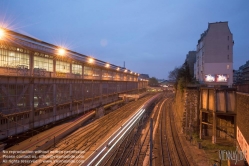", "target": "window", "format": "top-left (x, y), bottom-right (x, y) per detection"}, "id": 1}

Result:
top-left (93, 68), bottom-right (100, 77)
top-left (72, 64), bottom-right (82, 75)
top-left (84, 66), bottom-right (92, 76)
top-left (102, 70), bottom-right (108, 78)
top-left (114, 72), bottom-right (120, 79)
top-left (0, 48), bottom-right (29, 68)
top-left (56, 60), bottom-right (70, 73)
top-left (227, 65), bottom-right (229, 69)
top-left (34, 56), bottom-right (53, 72)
